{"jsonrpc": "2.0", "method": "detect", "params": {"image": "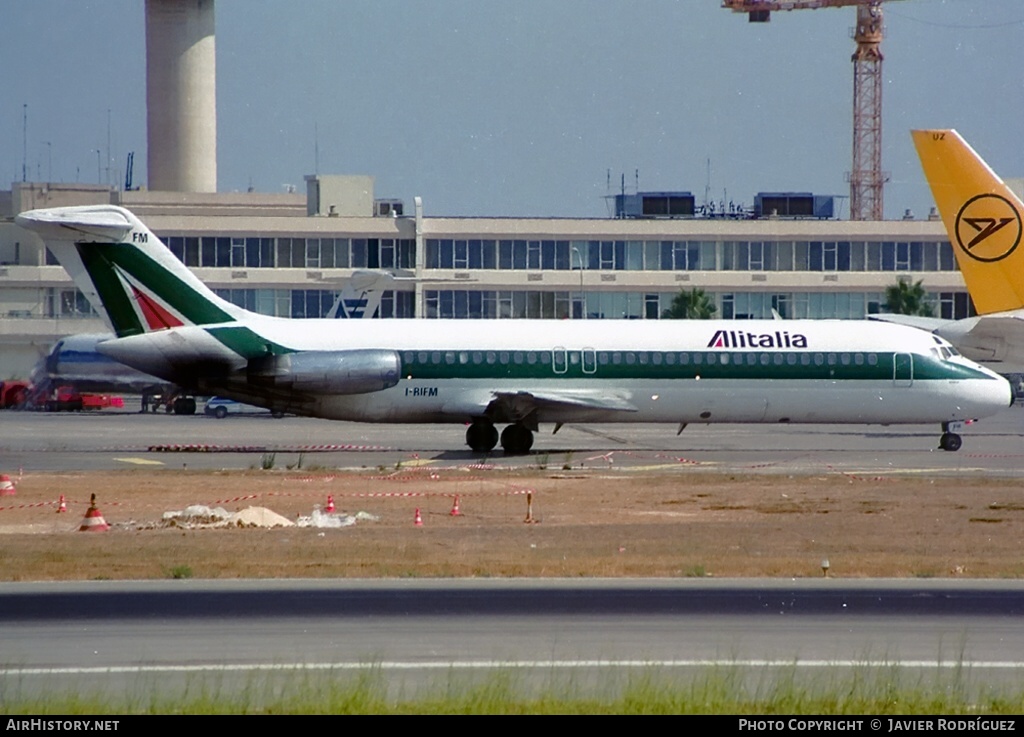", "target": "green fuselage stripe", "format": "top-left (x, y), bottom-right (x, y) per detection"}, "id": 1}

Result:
top-left (399, 350), bottom-right (991, 382)
top-left (206, 326), bottom-right (291, 360)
